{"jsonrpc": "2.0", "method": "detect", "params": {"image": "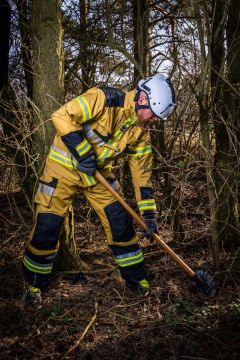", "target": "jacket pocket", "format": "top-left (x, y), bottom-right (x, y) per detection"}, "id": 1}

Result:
top-left (34, 177), bottom-right (58, 208)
